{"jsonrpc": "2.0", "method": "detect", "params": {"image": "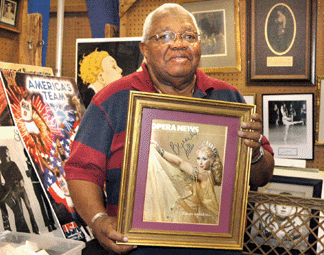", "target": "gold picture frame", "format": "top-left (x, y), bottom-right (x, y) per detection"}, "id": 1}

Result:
top-left (117, 91), bottom-right (254, 249)
top-left (178, 0), bottom-right (241, 73)
top-left (316, 76), bottom-right (324, 145)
